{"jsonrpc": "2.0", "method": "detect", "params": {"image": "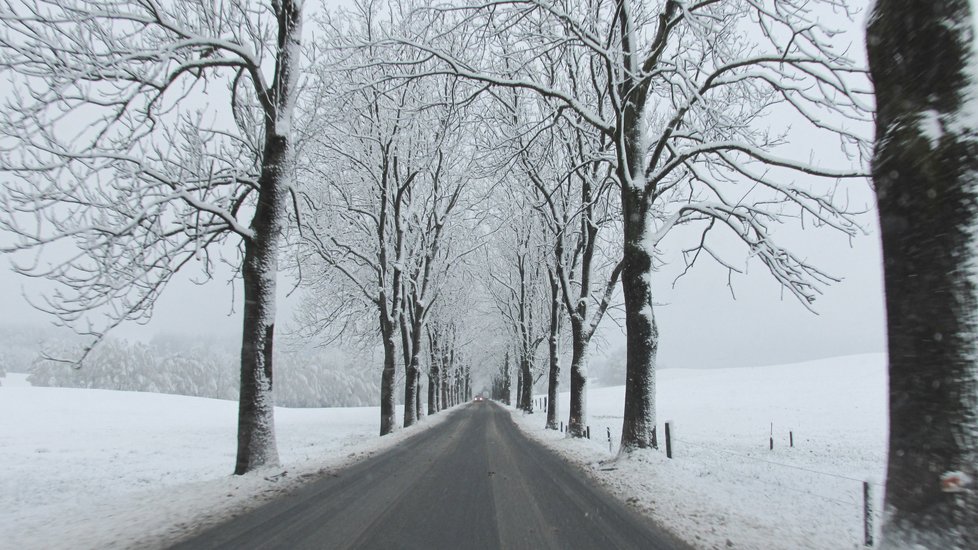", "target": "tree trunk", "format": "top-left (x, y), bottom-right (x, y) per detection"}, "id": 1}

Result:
top-left (403, 360), bottom-right (418, 427)
top-left (233, 0), bottom-right (302, 476)
top-left (520, 354), bottom-right (533, 411)
top-left (615, 0), bottom-right (677, 455)
top-left (379, 324), bottom-right (397, 436)
top-left (400, 314), bottom-right (417, 427)
top-left (235, 192), bottom-right (282, 474)
top-left (516, 362), bottom-right (524, 409)
top-left (546, 273), bottom-right (561, 430)
top-left (441, 349), bottom-right (451, 408)
top-left (416, 376), bottom-right (423, 420)
top-left (428, 364), bottom-right (439, 415)
top-left (455, 372), bottom-right (462, 404)
top-left (405, 311), bottom-right (425, 426)
top-left (567, 319), bottom-right (589, 437)
top-left (868, 1), bottom-right (978, 545)
top-left (502, 351), bottom-right (511, 406)
top-left (619, 191), bottom-right (658, 451)
top-left (427, 328), bottom-right (440, 414)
